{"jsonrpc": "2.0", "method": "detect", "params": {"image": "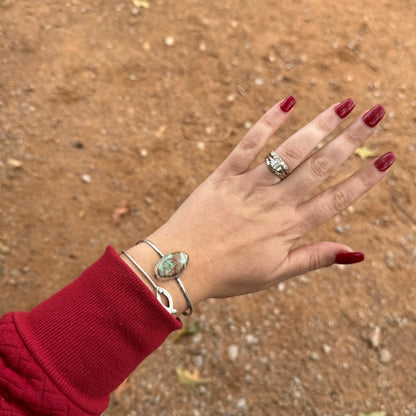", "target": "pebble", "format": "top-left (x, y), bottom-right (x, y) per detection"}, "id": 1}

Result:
top-left (254, 77), bottom-right (264, 86)
top-left (193, 355), bottom-right (204, 368)
top-left (369, 326), bottom-right (382, 349)
top-left (196, 141), bottom-right (205, 151)
top-left (322, 344), bottom-right (331, 354)
top-left (81, 174), bottom-right (91, 184)
top-left (245, 334), bottom-right (258, 346)
top-left (139, 148), bottom-right (148, 157)
top-left (384, 252), bottom-right (395, 269)
top-left (164, 36), bottom-right (175, 46)
top-left (310, 352), bottom-right (319, 361)
top-left (334, 225), bottom-right (344, 234)
top-left (7, 158), bottom-right (23, 168)
top-left (236, 398), bottom-right (248, 412)
top-left (379, 348), bottom-right (392, 363)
